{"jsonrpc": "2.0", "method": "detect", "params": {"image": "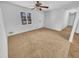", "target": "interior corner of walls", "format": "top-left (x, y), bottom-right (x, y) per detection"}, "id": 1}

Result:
top-left (40, 24), bottom-right (45, 27)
